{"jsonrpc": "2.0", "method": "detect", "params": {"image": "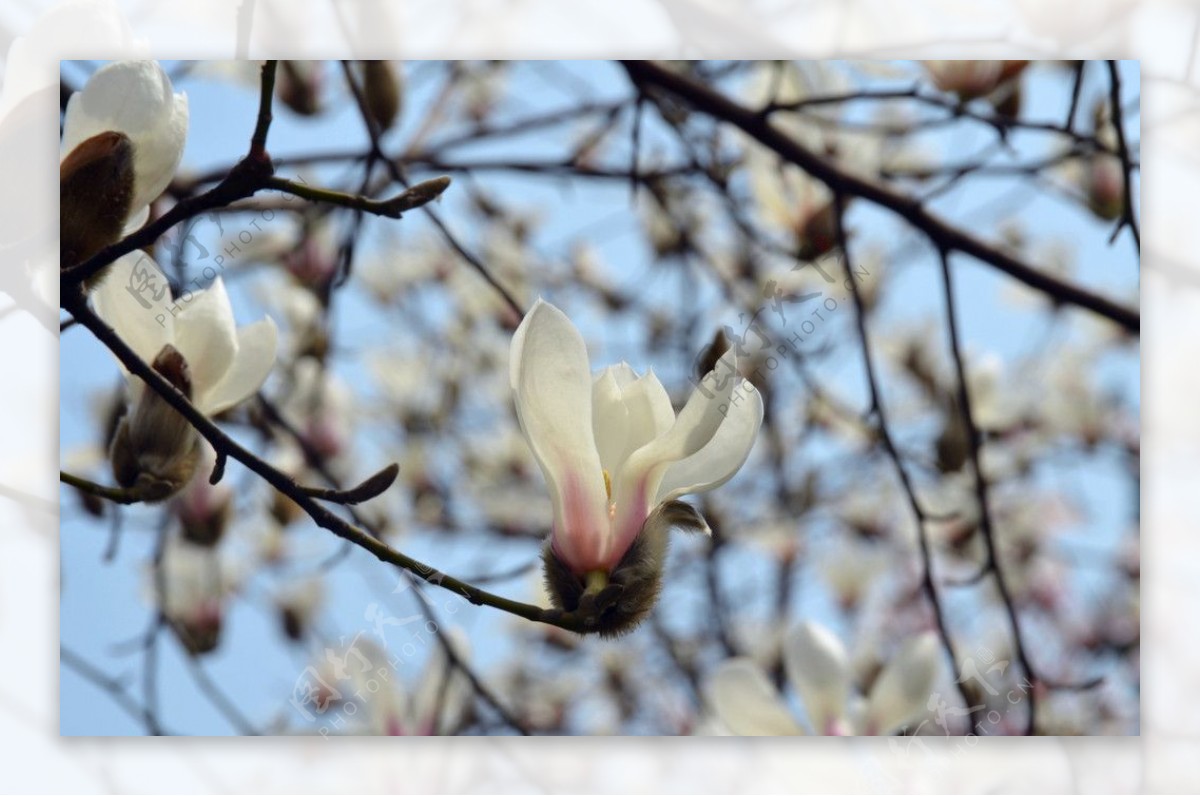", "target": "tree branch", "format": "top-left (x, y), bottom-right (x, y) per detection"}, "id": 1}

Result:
top-left (620, 60), bottom-right (1139, 334)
